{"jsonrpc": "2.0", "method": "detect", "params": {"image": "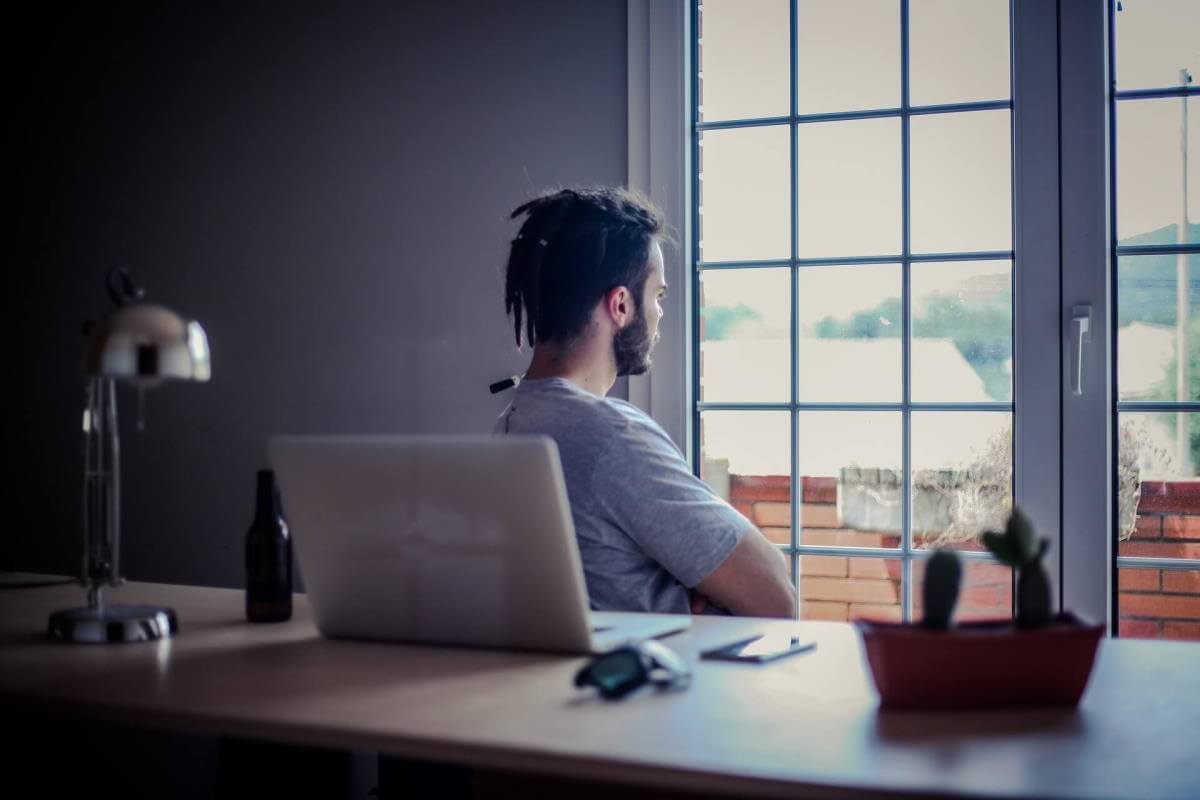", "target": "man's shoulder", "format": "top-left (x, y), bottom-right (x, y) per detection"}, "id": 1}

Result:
top-left (520, 381), bottom-right (645, 424)
top-left (603, 397), bottom-right (668, 435)
top-left (510, 381), bottom-right (675, 455)
top-left (525, 386), bottom-right (676, 450)
top-left (573, 398), bottom-right (671, 456)
top-left (591, 398), bottom-right (684, 464)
